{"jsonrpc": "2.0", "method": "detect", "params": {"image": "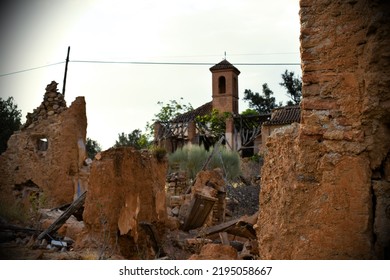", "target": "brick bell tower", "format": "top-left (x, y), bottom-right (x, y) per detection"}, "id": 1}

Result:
top-left (210, 59), bottom-right (240, 115)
